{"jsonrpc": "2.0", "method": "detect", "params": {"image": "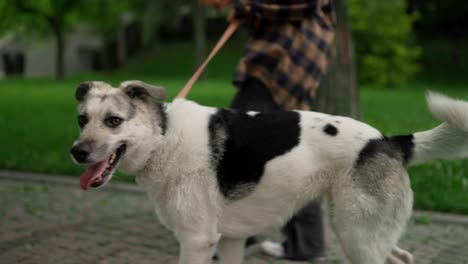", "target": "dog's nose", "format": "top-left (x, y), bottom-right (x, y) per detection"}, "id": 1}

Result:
top-left (71, 145), bottom-right (89, 163)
